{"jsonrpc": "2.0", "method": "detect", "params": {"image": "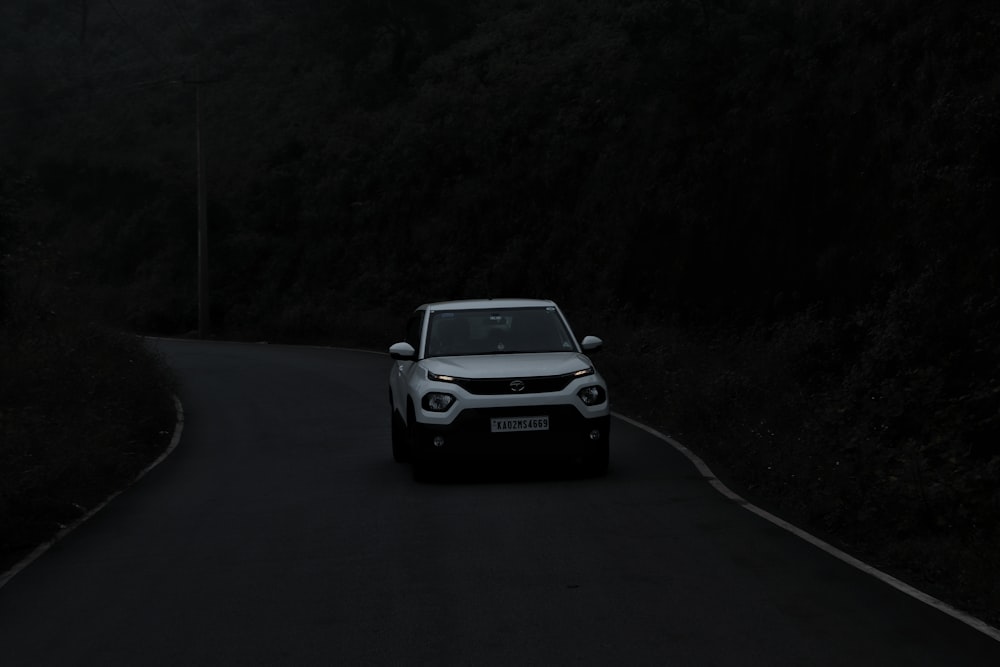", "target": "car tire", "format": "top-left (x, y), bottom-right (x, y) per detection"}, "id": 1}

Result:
top-left (391, 408), bottom-right (409, 463)
top-left (582, 438), bottom-right (609, 477)
top-left (406, 402), bottom-right (430, 481)
top-left (411, 462), bottom-right (433, 482)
